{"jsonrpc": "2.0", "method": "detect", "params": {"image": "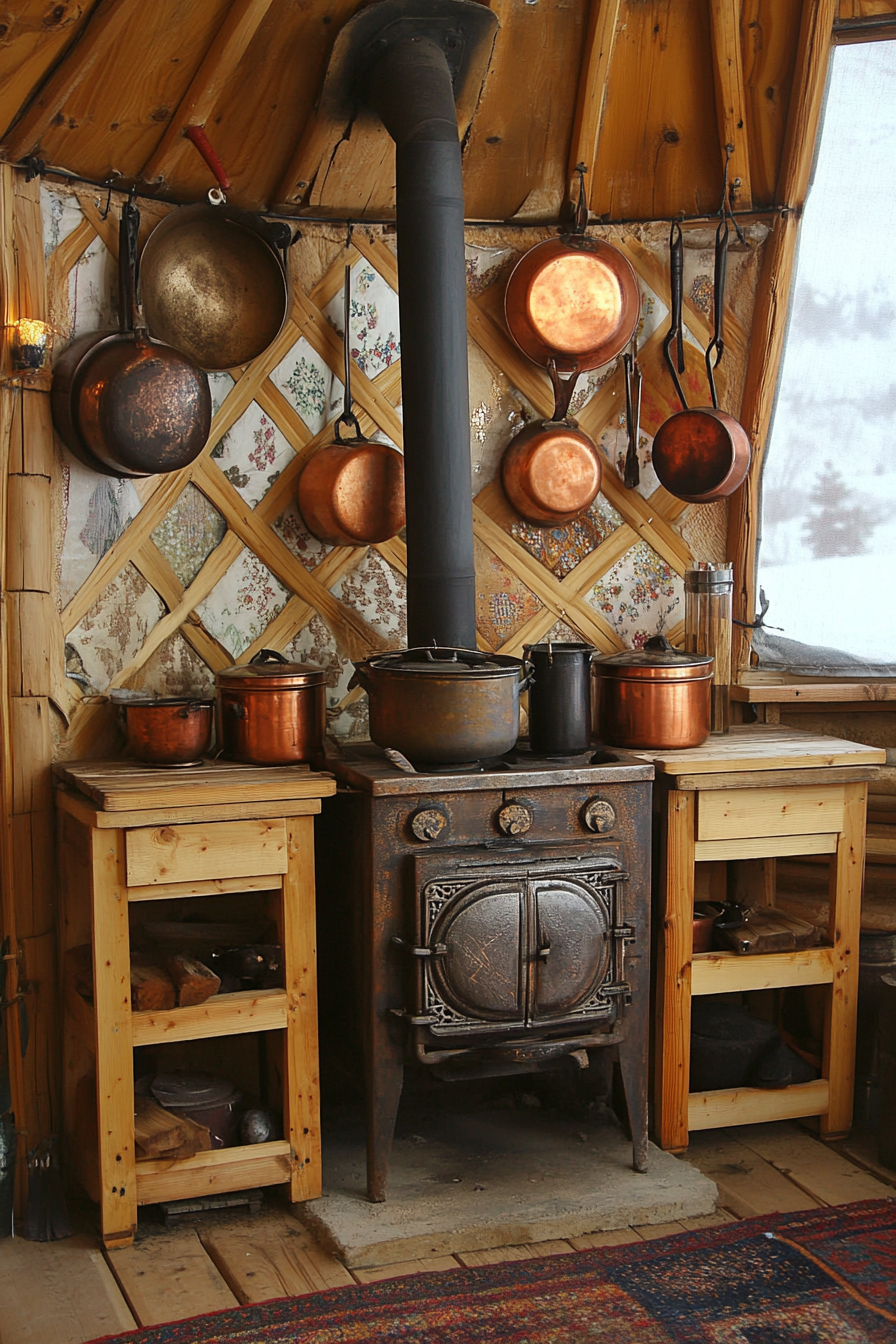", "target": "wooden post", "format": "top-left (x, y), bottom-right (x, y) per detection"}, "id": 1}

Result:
top-left (282, 817), bottom-right (322, 1202)
top-left (820, 780), bottom-right (866, 1139)
top-left (654, 786), bottom-right (695, 1151)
